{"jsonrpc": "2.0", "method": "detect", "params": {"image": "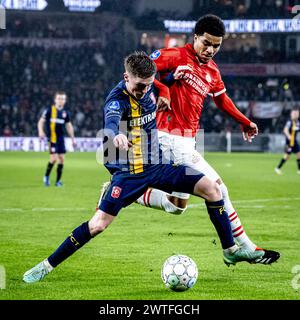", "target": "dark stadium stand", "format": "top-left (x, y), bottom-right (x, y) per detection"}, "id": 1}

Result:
top-left (0, 2), bottom-right (299, 136)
